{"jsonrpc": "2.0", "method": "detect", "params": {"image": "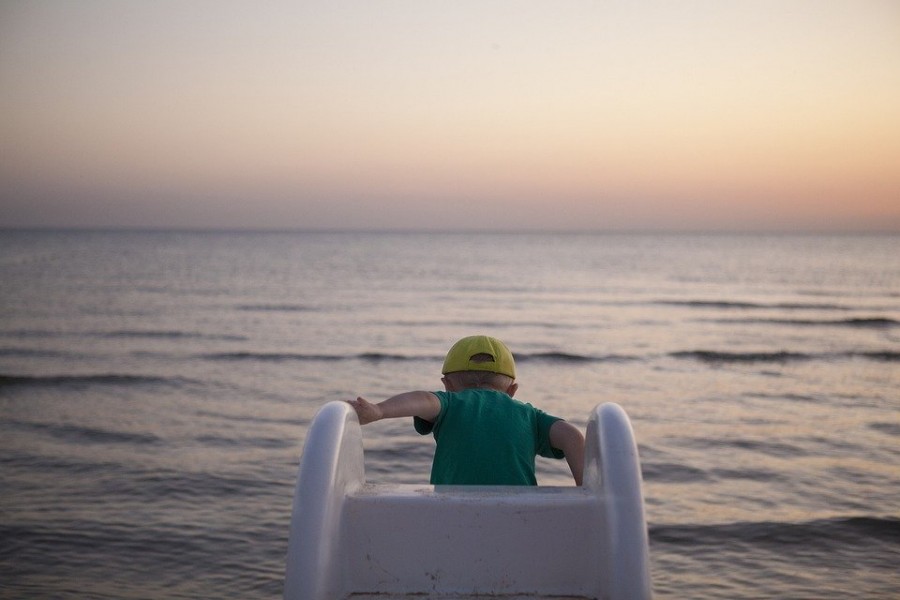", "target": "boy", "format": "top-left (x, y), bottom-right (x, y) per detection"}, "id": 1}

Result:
top-left (347, 335), bottom-right (585, 486)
